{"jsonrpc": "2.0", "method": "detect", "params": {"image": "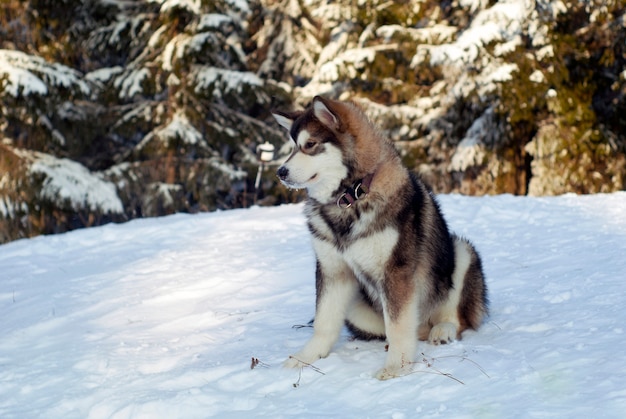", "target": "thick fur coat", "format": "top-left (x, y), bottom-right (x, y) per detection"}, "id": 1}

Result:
top-left (273, 96), bottom-right (488, 379)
